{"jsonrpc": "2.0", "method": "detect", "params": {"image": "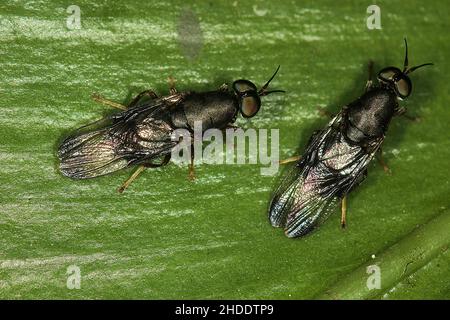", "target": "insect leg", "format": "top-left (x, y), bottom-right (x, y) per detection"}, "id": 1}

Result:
top-left (341, 196), bottom-right (347, 228)
top-left (127, 90), bottom-right (159, 109)
top-left (118, 165), bottom-right (146, 193)
top-left (218, 83), bottom-right (228, 92)
top-left (91, 93), bottom-right (127, 110)
top-left (317, 106), bottom-right (334, 118)
top-left (365, 60), bottom-right (375, 92)
top-left (377, 147), bottom-right (391, 174)
top-left (188, 144), bottom-right (196, 181)
top-left (168, 76), bottom-right (178, 95)
top-left (117, 155), bottom-right (171, 193)
top-left (279, 155), bottom-right (301, 165)
top-left (280, 129), bottom-right (320, 164)
top-left (396, 107), bottom-right (421, 122)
